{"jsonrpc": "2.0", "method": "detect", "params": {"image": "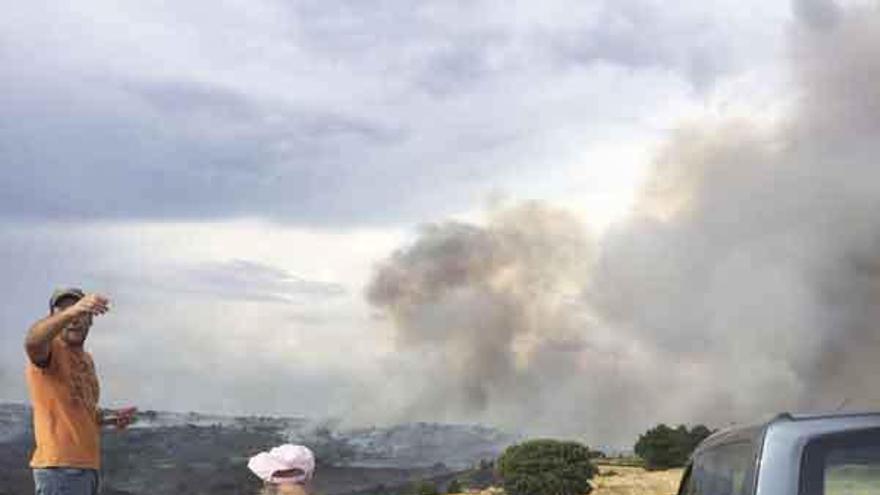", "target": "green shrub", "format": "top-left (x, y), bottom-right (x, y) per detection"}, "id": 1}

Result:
top-left (497, 439), bottom-right (597, 495)
top-left (412, 481), bottom-right (439, 495)
top-left (446, 479), bottom-right (463, 494)
top-left (634, 424), bottom-right (713, 470)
